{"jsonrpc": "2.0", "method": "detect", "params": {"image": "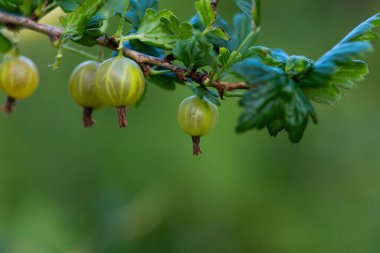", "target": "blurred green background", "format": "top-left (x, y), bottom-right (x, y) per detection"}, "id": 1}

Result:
top-left (1, 0), bottom-right (380, 252)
